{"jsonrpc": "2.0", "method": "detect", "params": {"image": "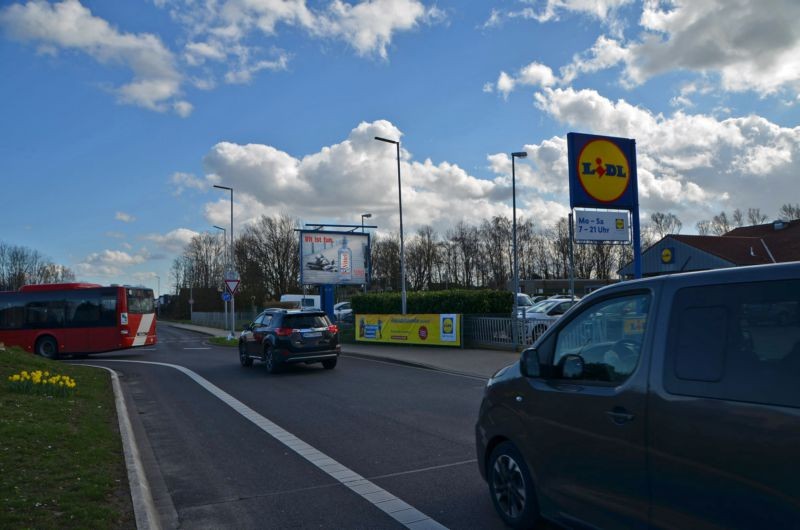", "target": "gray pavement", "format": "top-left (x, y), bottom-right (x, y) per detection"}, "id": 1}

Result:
top-left (163, 321), bottom-right (520, 379)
